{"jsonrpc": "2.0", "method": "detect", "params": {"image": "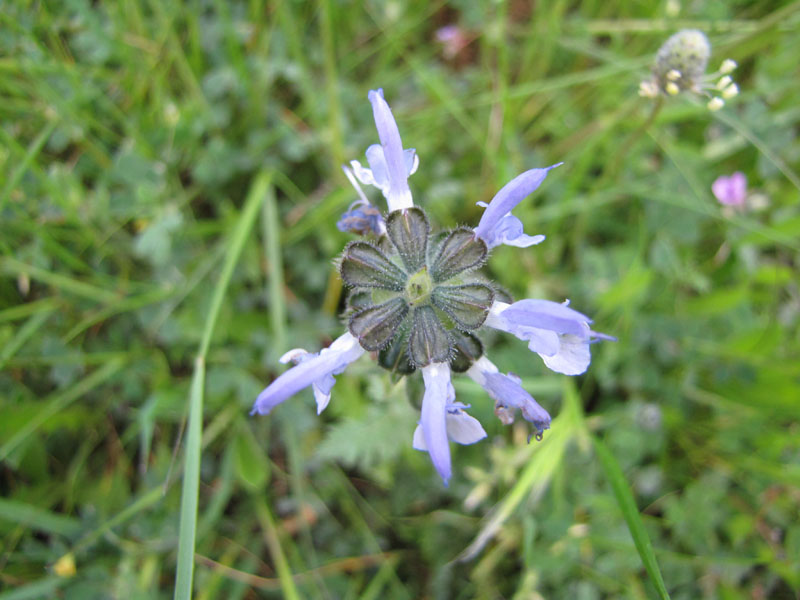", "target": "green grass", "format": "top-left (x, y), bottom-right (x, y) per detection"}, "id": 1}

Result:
top-left (1, 1), bottom-right (799, 598)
